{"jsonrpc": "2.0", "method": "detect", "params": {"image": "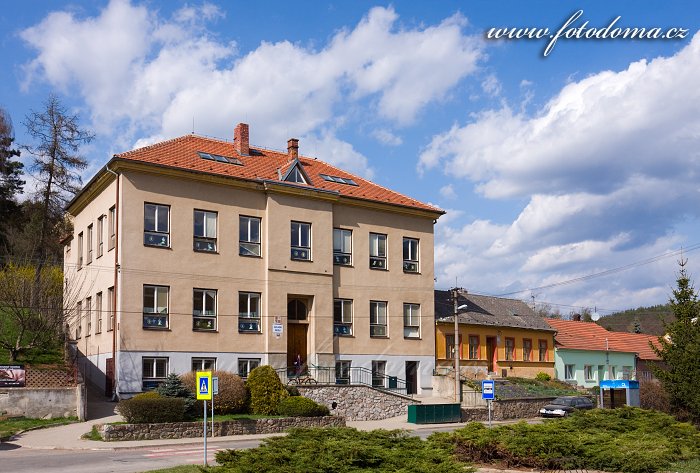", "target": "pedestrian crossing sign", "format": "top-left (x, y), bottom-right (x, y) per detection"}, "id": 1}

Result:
top-left (196, 371), bottom-right (212, 400)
